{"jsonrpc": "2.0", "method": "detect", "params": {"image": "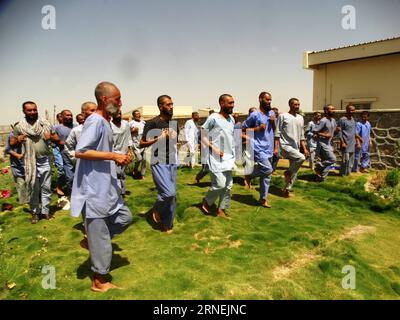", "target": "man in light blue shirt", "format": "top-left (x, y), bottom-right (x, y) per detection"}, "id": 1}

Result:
top-left (242, 92), bottom-right (275, 207)
top-left (201, 94), bottom-right (235, 217)
top-left (353, 111), bottom-right (372, 173)
top-left (71, 82), bottom-right (132, 293)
